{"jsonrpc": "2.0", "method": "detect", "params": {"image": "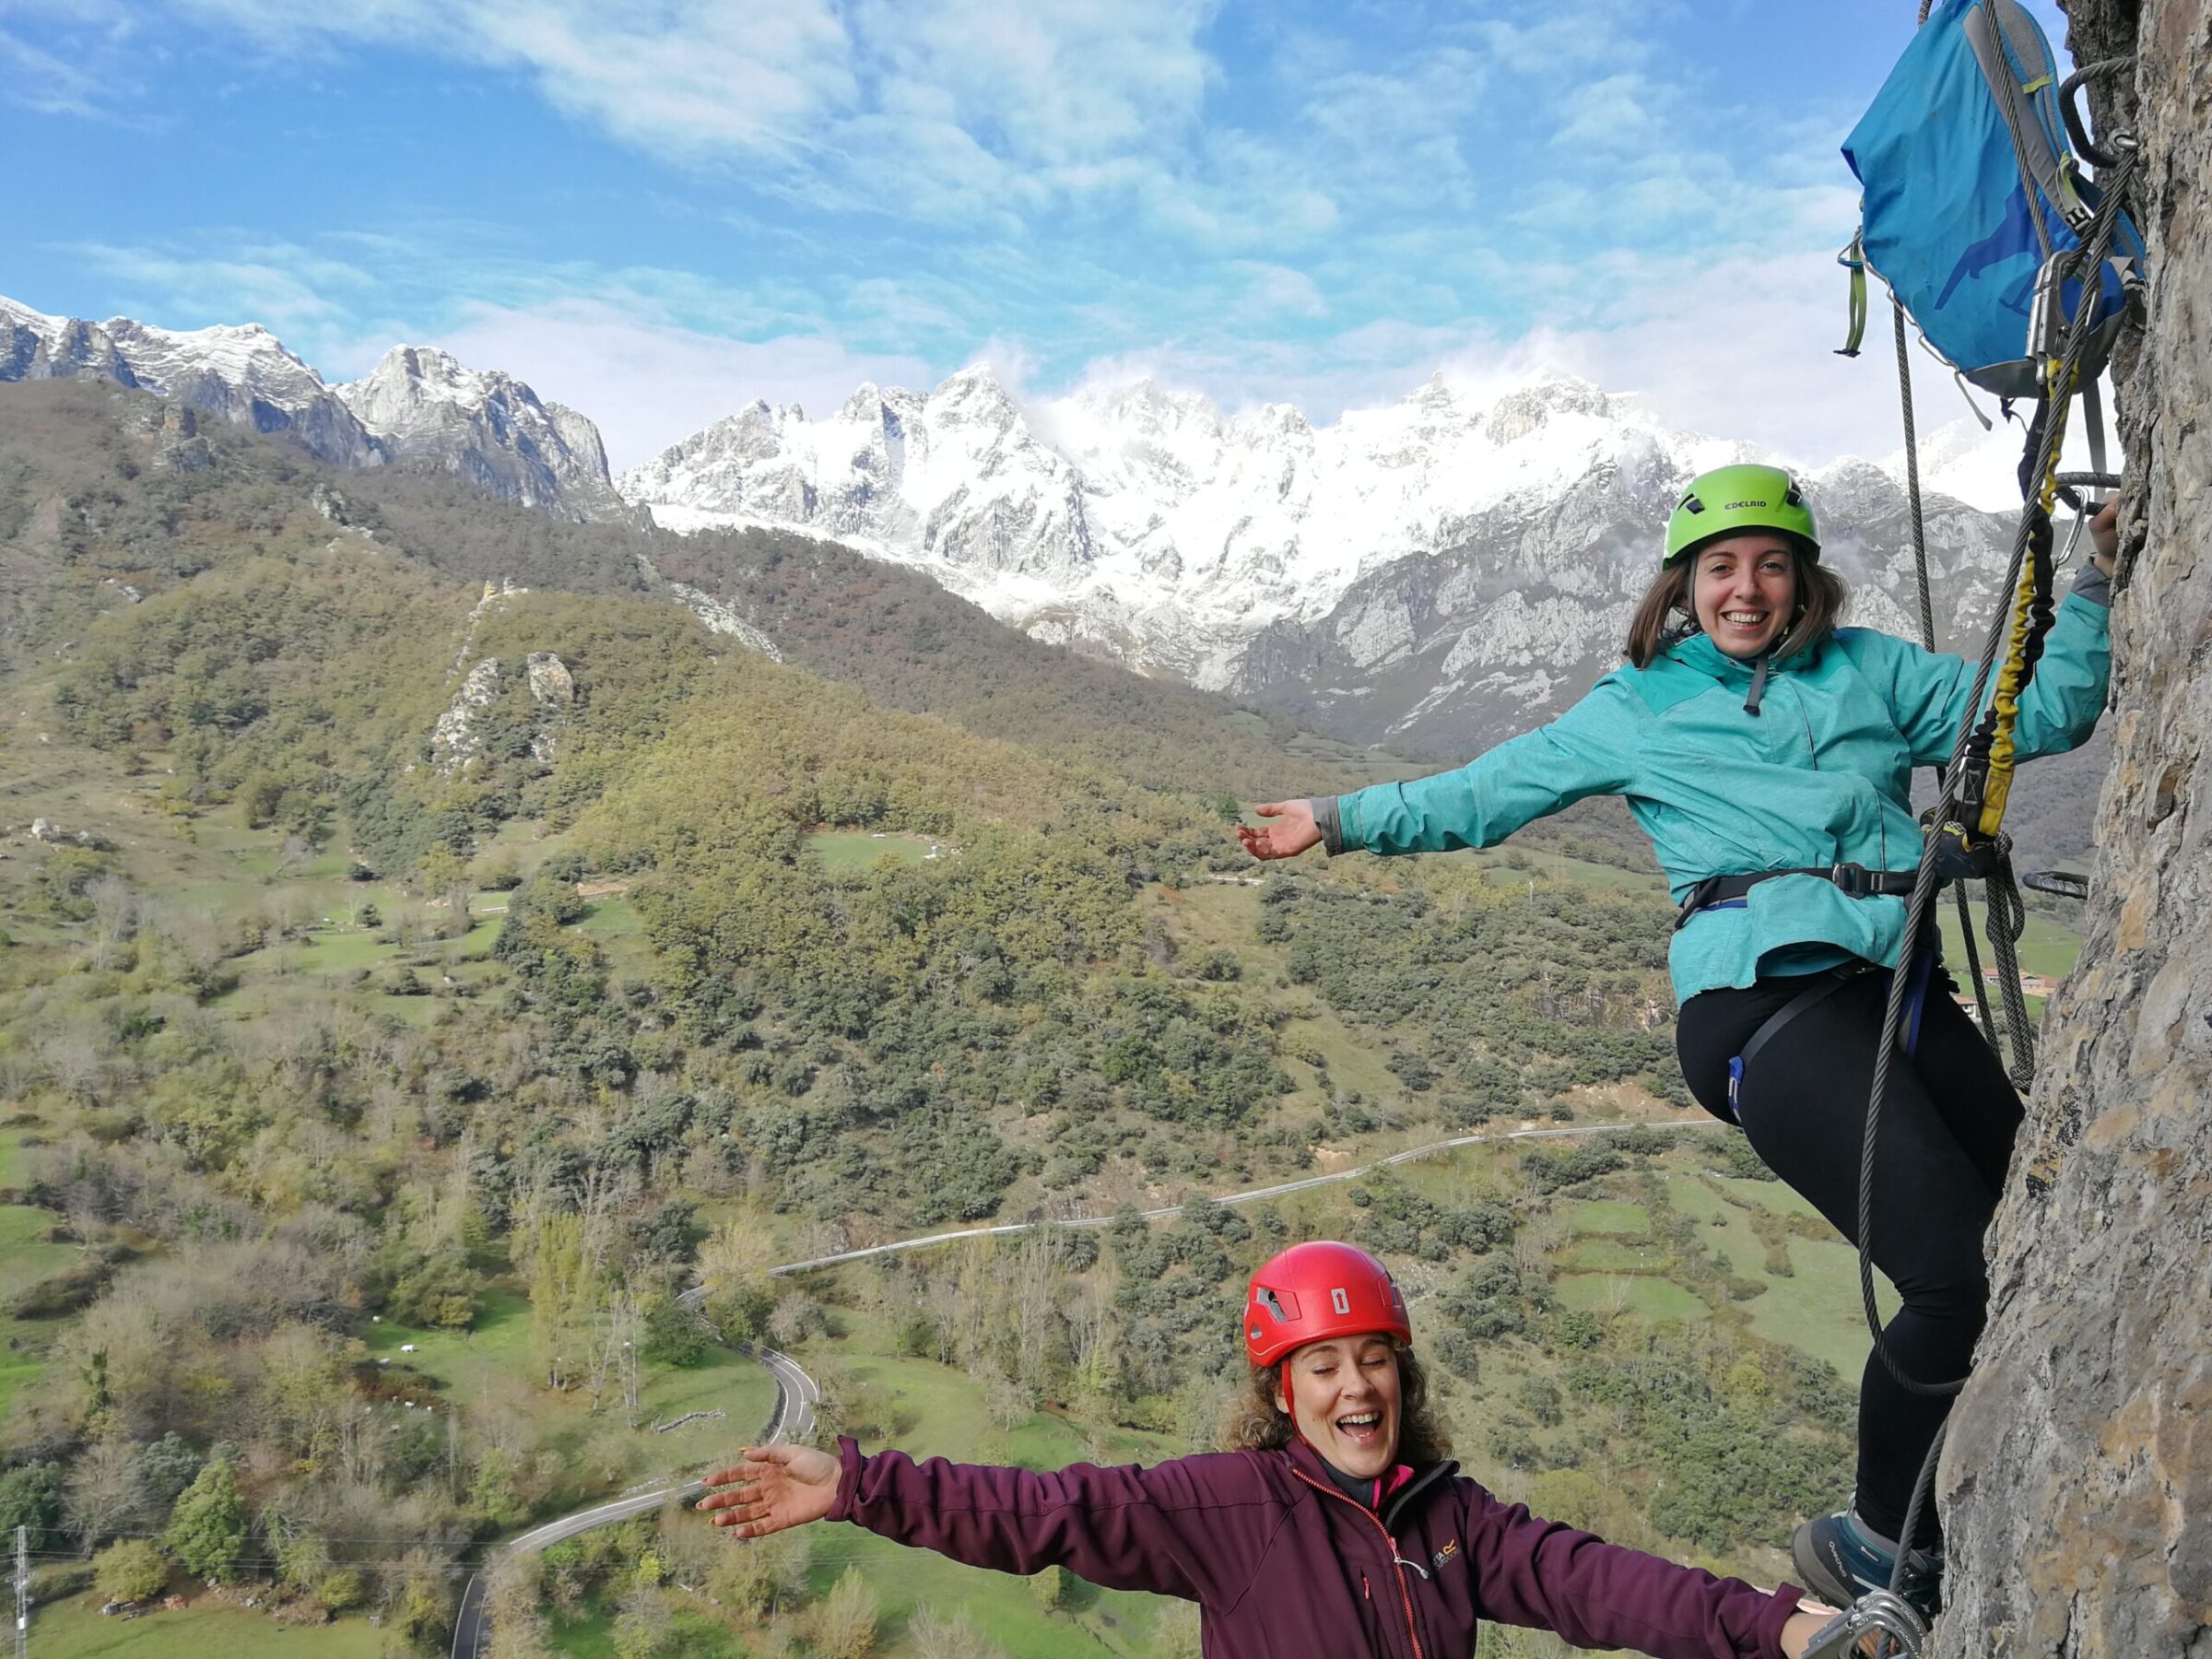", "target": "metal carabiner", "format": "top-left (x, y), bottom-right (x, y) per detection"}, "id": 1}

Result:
top-left (1800, 1589), bottom-right (1932, 1658)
